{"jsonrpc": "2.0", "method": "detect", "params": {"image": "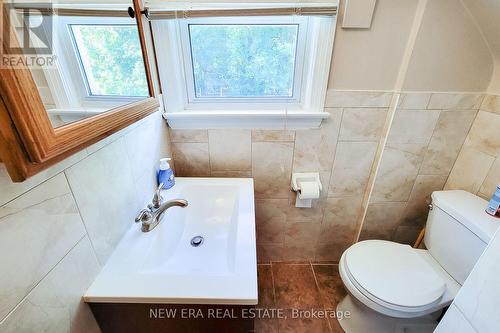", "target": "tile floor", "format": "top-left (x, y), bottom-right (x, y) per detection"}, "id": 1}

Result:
top-left (255, 263), bottom-right (347, 333)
